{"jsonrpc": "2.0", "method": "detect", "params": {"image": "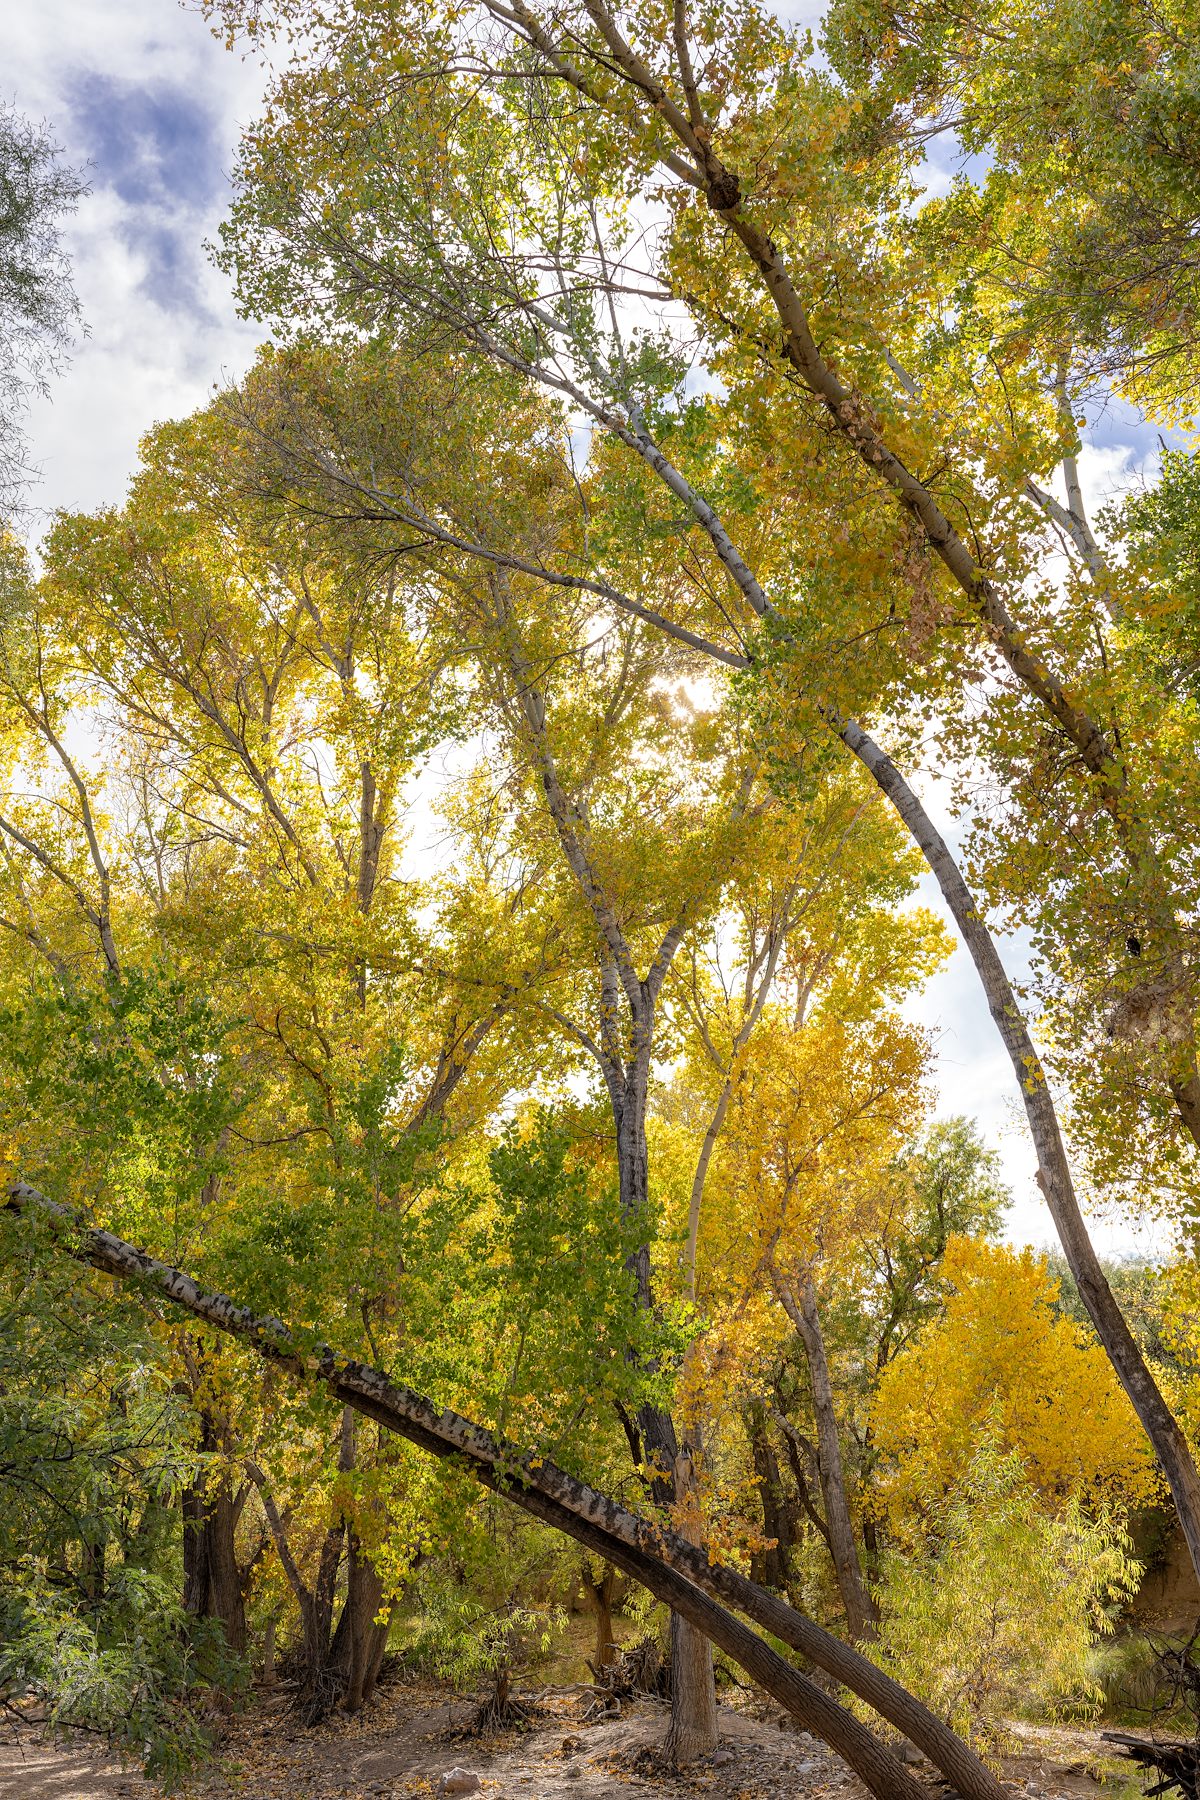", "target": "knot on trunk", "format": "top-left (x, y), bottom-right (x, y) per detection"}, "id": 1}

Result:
top-left (1105, 963), bottom-right (1193, 1048)
top-left (705, 169), bottom-right (741, 211)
